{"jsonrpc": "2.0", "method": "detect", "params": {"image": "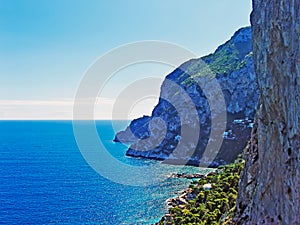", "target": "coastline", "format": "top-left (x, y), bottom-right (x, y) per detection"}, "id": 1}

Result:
top-left (153, 159), bottom-right (244, 224)
top-left (151, 170), bottom-right (216, 225)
